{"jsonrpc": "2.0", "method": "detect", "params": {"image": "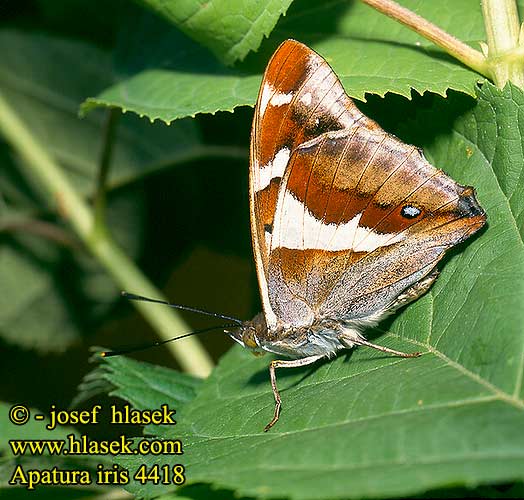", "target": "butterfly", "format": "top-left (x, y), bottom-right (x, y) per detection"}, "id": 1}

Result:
top-left (228, 39), bottom-right (486, 431)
